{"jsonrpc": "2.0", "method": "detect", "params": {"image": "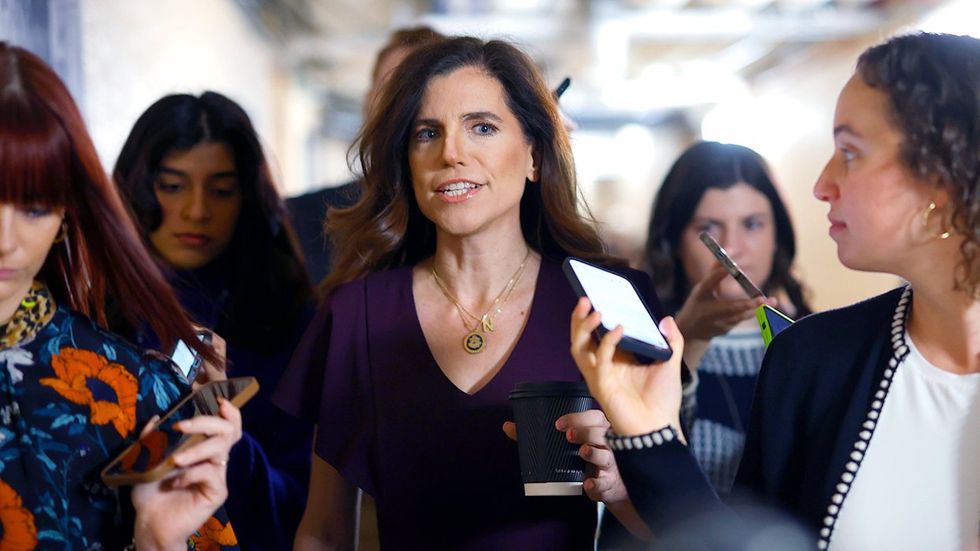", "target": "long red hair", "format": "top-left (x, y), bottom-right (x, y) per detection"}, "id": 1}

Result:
top-left (0, 42), bottom-right (213, 361)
